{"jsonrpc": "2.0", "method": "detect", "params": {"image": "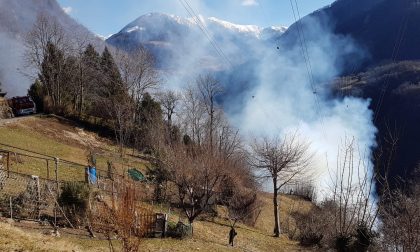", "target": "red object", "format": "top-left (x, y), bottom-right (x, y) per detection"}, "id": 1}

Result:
top-left (8, 96), bottom-right (36, 116)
